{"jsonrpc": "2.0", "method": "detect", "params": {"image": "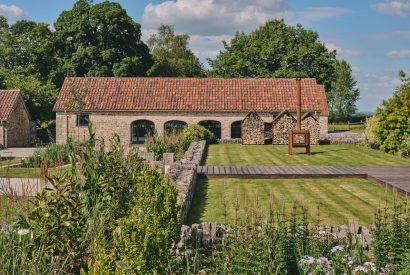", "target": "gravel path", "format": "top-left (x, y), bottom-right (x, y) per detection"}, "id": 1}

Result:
top-left (0, 147), bottom-right (41, 158)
